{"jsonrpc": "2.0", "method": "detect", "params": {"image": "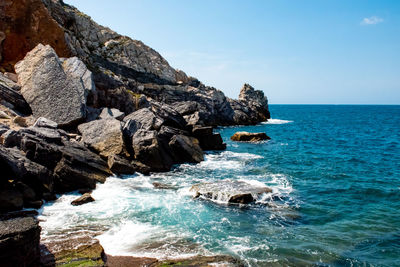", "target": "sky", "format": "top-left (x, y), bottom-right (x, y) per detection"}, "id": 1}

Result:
top-left (65, 0), bottom-right (400, 104)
